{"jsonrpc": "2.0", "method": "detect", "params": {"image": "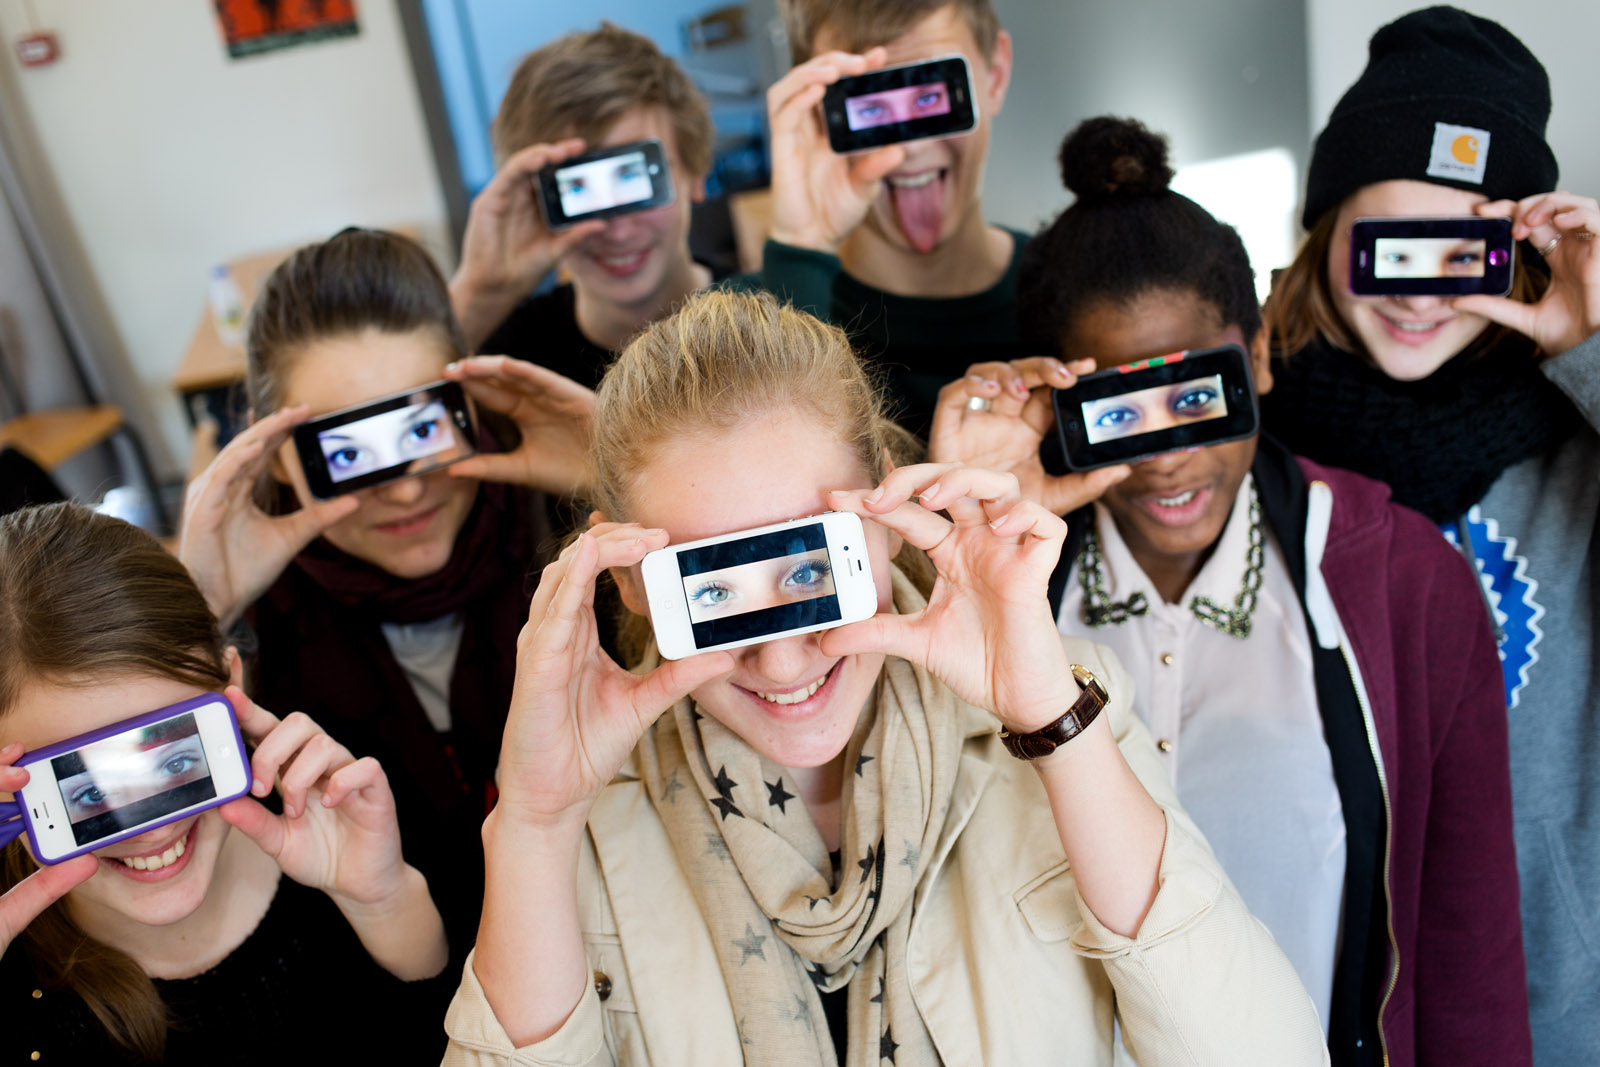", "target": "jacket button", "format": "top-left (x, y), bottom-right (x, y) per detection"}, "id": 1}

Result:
top-left (594, 971), bottom-right (612, 1001)
top-left (1157, 738), bottom-right (1174, 753)
top-left (1160, 652), bottom-right (1175, 666)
